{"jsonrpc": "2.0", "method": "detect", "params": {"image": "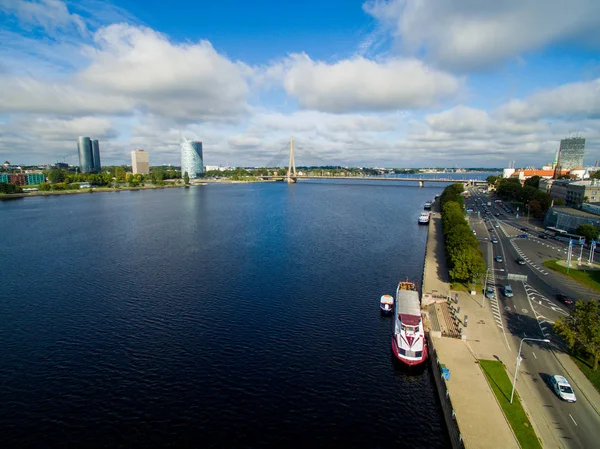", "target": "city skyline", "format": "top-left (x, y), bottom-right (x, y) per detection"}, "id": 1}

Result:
top-left (1, 1), bottom-right (600, 168)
